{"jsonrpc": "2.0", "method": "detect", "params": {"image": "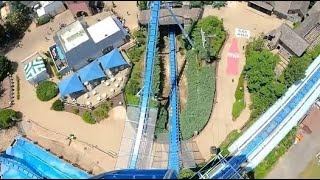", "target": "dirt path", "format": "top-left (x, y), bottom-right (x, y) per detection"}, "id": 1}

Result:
top-left (192, 2), bottom-right (285, 160)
